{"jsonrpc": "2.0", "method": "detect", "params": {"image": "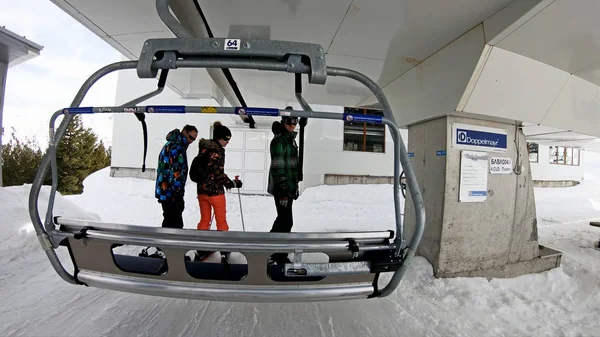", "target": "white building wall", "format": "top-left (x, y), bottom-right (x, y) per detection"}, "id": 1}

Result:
top-left (111, 68), bottom-right (239, 178)
top-left (111, 70), bottom-right (406, 194)
top-left (289, 103), bottom-right (402, 190)
top-left (530, 145), bottom-right (584, 182)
